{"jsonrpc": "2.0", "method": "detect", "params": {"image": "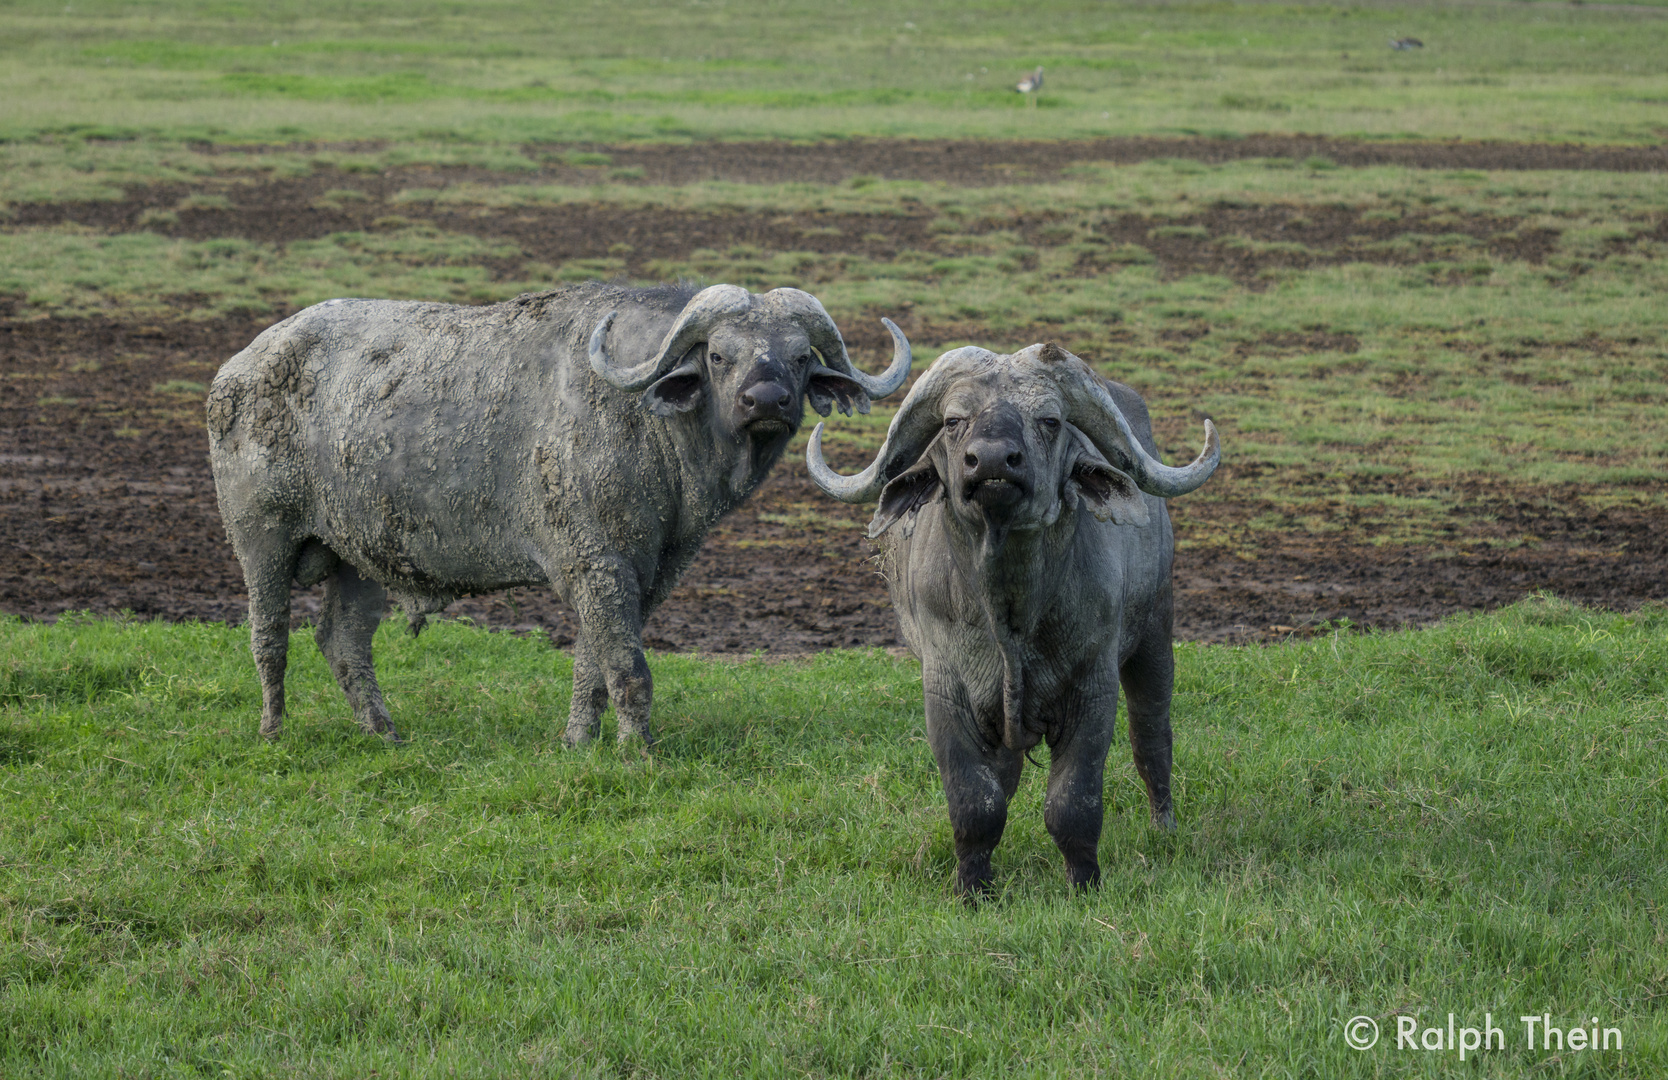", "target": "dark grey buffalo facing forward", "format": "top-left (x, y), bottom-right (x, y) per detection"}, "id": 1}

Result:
top-left (208, 282), bottom-right (910, 745)
top-left (806, 343), bottom-right (1218, 897)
